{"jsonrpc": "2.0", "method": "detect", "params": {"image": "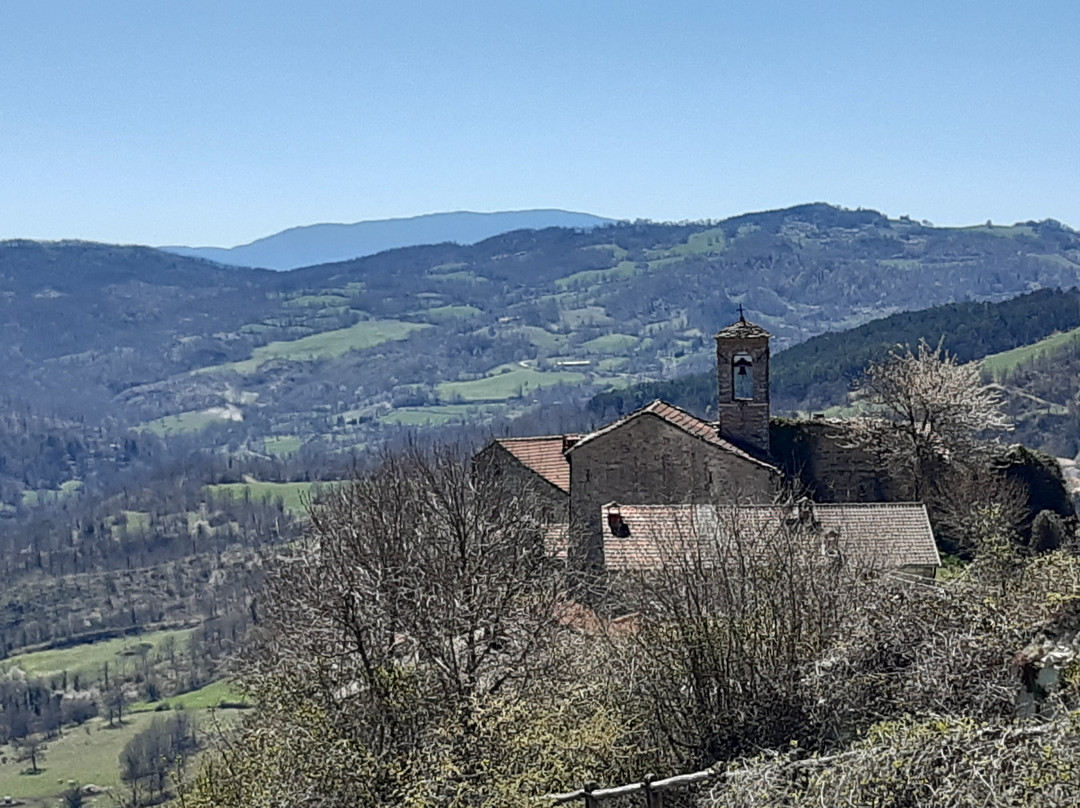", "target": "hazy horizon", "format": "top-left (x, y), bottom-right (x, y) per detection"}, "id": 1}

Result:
top-left (3, 1), bottom-right (1077, 245)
